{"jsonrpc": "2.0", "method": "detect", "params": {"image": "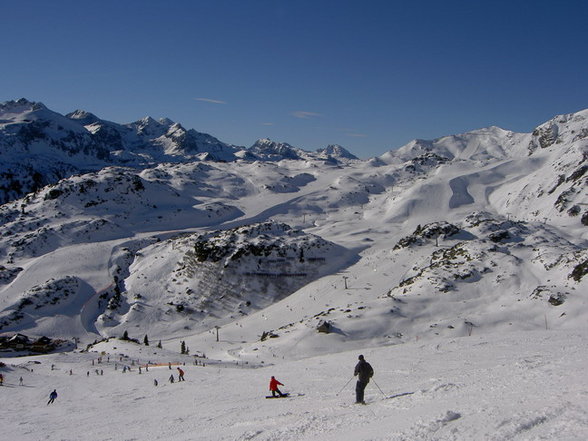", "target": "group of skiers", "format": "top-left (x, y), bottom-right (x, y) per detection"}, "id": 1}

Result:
top-left (168, 367), bottom-right (185, 383)
top-left (16, 353), bottom-right (374, 406)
